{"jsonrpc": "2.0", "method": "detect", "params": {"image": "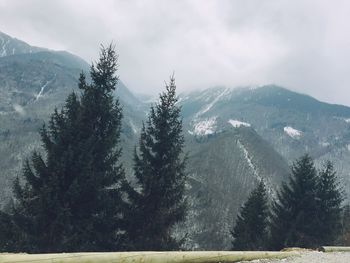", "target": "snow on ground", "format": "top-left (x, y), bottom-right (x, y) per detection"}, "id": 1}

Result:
top-left (320, 141), bottom-right (330, 147)
top-left (191, 117), bottom-right (217, 135)
top-left (194, 88), bottom-right (231, 118)
top-left (333, 117), bottom-right (350, 123)
top-left (237, 139), bottom-right (275, 197)
top-left (35, 81), bottom-right (50, 100)
top-left (129, 119), bottom-right (138, 134)
top-left (13, 104), bottom-right (26, 116)
top-left (0, 37), bottom-right (9, 57)
top-left (35, 76), bottom-right (56, 100)
top-left (237, 139), bottom-right (261, 181)
top-left (242, 252), bottom-right (350, 263)
top-left (284, 126), bottom-right (302, 139)
top-left (228, 119), bottom-right (251, 128)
